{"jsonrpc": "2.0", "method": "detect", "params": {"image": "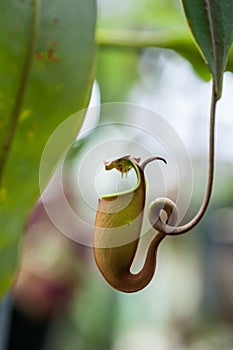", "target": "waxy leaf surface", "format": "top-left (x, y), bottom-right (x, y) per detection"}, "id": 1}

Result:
top-left (0, 0), bottom-right (96, 295)
top-left (182, 0), bottom-right (233, 98)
